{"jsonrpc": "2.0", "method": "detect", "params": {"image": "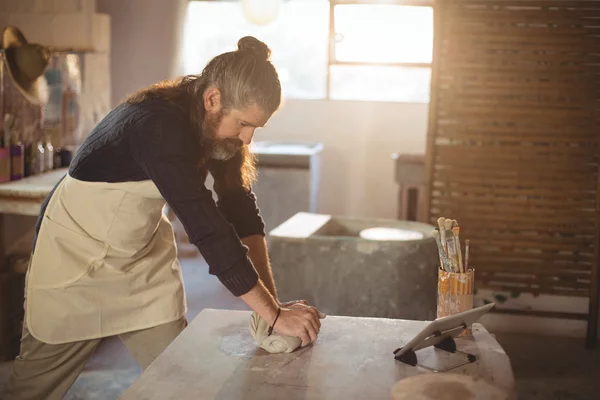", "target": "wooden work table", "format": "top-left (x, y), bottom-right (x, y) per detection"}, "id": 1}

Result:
top-left (0, 168), bottom-right (66, 258)
top-left (0, 168), bottom-right (66, 217)
top-left (120, 309), bottom-right (516, 400)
